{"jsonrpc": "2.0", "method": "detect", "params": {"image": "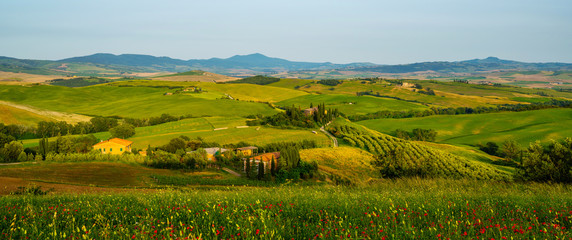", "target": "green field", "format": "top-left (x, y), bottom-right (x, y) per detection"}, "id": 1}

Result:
top-left (300, 147), bottom-right (377, 185)
top-left (0, 103), bottom-right (53, 126)
top-left (130, 124), bottom-right (331, 149)
top-left (277, 94), bottom-right (428, 115)
top-left (358, 108), bottom-right (572, 147)
top-left (0, 84), bottom-right (279, 118)
top-left (267, 78), bottom-right (314, 89)
top-left (20, 116), bottom-right (332, 149)
top-left (291, 80), bottom-right (526, 108)
top-left (108, 80), bottom-right (309, 103)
